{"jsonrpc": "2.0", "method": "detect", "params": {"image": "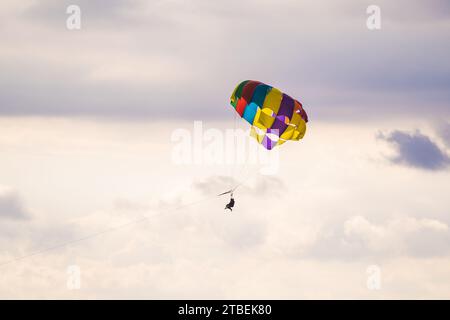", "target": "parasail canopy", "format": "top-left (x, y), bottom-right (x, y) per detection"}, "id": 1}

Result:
top-left (230, 80), bottom-right (308, 150)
